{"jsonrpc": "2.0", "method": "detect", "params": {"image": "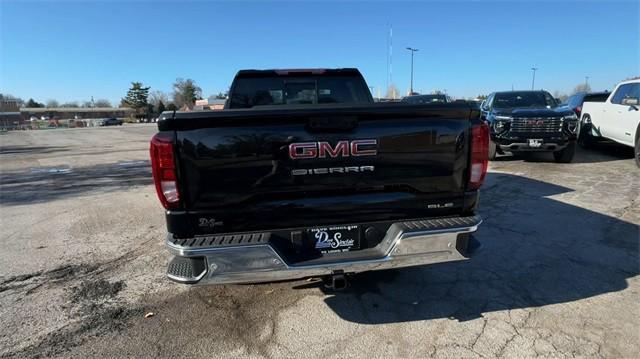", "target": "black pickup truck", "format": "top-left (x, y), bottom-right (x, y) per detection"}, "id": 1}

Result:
top-left (481, 91), bottom-right (579, 163)
top-left (151, 68), bottom-right (488, 288)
